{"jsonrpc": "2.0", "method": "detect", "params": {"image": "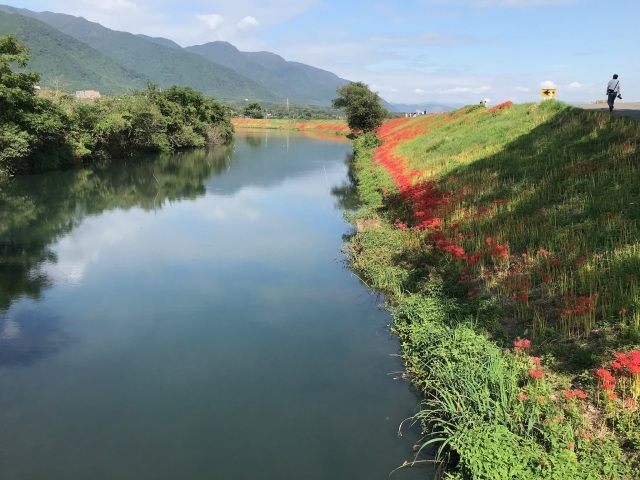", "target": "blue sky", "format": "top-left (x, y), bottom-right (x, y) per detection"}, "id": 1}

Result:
top-left (8, 0), bottom-right (640, 105)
